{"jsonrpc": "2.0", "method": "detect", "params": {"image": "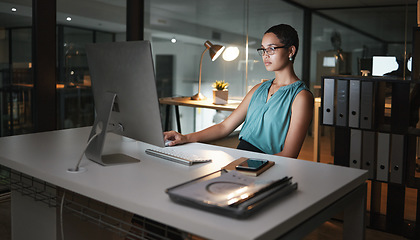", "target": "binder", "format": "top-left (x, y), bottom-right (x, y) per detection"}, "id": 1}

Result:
top-left (376, 133), bottom-right (390, 182)
top-left (360, 81), bottom-right (373, 129)
top-left (362, 131), bottom-right (375, 179)
top-left (336, 80), bottom-right (348, 126)
top-left (349, 129), bottom-right (362, 169)
top-left (323, 78), bottom-right (335, 125)
top-left (390, 134), bottom-right (404, 184)
top-left (348, 80), bottom-right (360, 128)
